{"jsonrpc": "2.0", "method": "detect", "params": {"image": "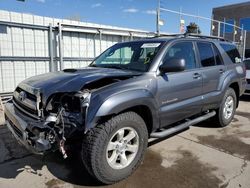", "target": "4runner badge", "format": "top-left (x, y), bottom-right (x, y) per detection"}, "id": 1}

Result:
top-left (18, 91), bottom-right (27, 101)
